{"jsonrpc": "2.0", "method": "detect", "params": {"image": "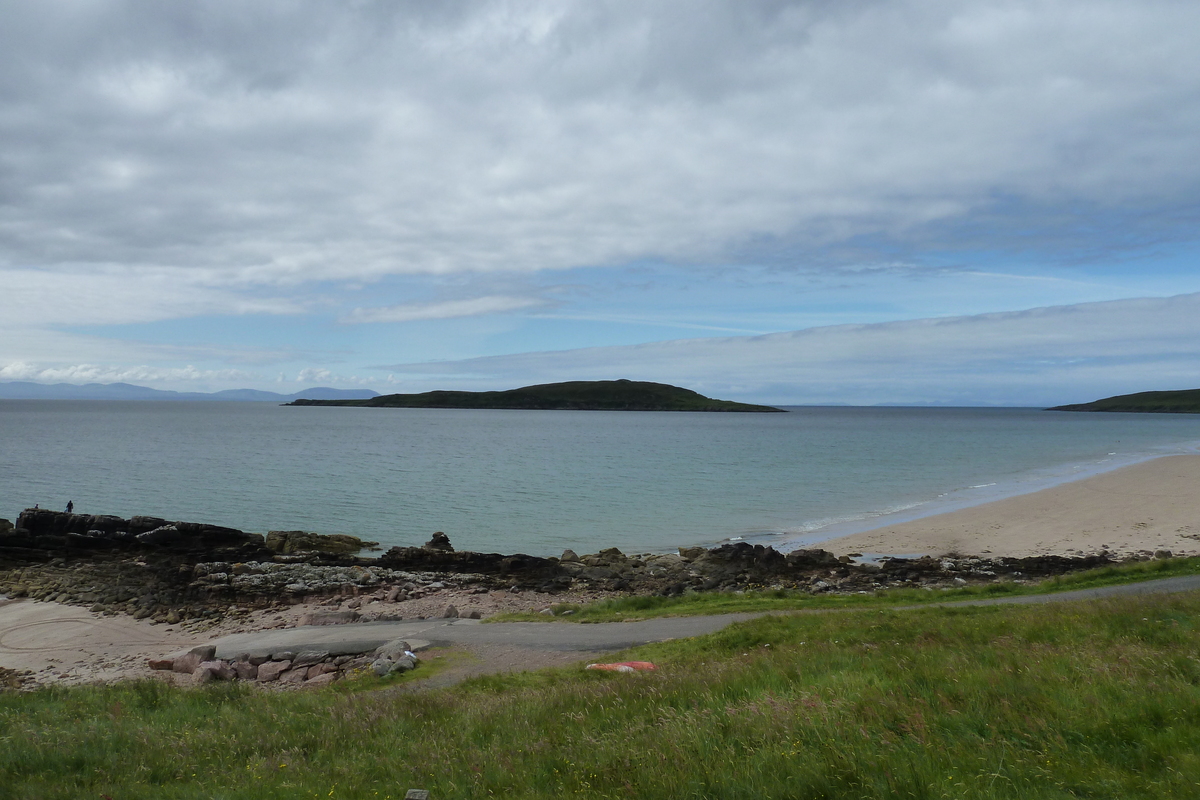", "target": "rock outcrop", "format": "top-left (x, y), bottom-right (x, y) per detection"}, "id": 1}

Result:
top-left (1, 508), bottom-right (1133, 624)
